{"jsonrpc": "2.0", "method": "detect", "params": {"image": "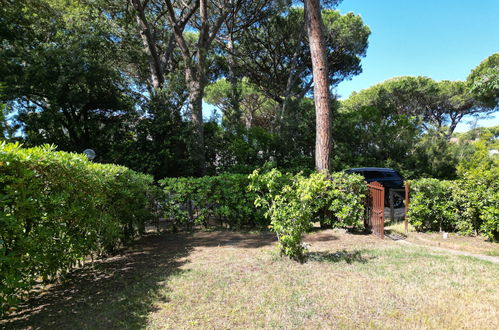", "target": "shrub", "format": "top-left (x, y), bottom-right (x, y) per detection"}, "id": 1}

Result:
top-left (249, 169), bottom-right (367, 260)
top-left (481, 194), bottom-right (499, 242)
top-left (408, 172), bottom-right (498, 240)
top-left (0, 142), bottom-right (156, 312)
top-left (159, 173), bottom-right (266, 230)
top-left (407, 179), bottom-right (457, 232)
top-left (457, 141), bottom-right (499, 240)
